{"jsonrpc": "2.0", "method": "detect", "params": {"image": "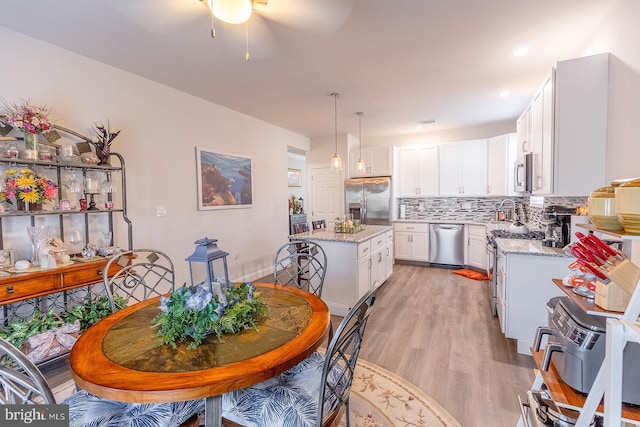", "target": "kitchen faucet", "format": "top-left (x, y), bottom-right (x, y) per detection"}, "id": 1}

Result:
top-left (498, 199), bottom-right (517, 221)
